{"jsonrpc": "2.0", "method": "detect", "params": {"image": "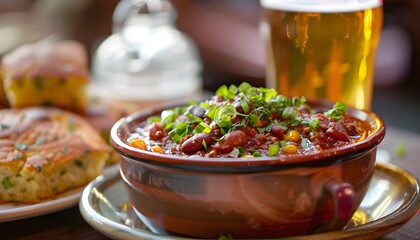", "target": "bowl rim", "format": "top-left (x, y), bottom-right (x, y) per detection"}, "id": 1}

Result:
top-left (110, 98), bottom-right (386, 168)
